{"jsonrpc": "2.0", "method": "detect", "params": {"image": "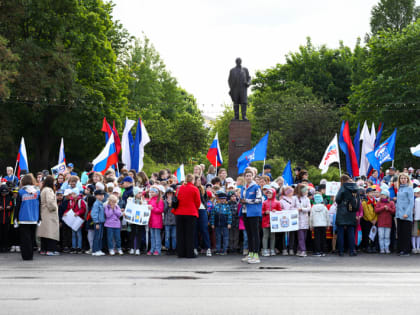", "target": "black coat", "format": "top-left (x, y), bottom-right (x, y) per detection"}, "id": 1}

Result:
top-left (335, 182), bottom-right (361, 226)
